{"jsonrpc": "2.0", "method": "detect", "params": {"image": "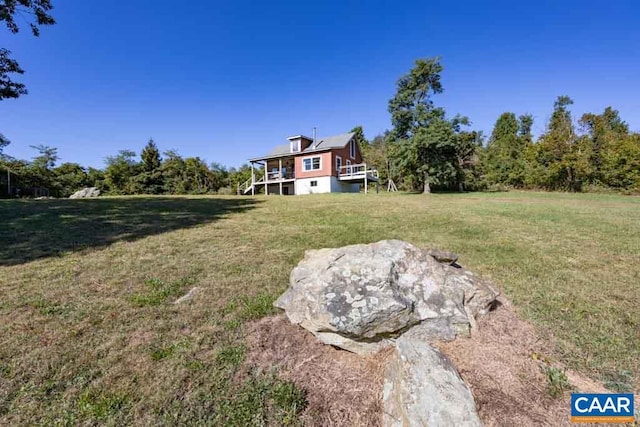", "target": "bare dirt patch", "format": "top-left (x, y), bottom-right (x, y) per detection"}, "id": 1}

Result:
top-left (438, 297), bottom-right (610, 427)
top-left (245, 315), bottom-right (390, 427)
top-left (247, 301), bottom-right (614, 427)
